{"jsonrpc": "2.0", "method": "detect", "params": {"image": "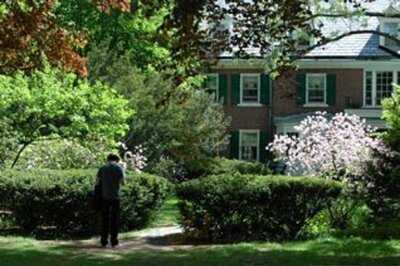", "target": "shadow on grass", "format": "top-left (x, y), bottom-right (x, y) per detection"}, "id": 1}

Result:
top-left (1, 235), bottom-right (399, 266)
